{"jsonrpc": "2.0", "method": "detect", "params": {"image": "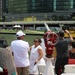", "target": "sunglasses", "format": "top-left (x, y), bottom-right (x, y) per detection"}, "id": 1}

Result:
top-left (34, 40), bottom-right (38, 42)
